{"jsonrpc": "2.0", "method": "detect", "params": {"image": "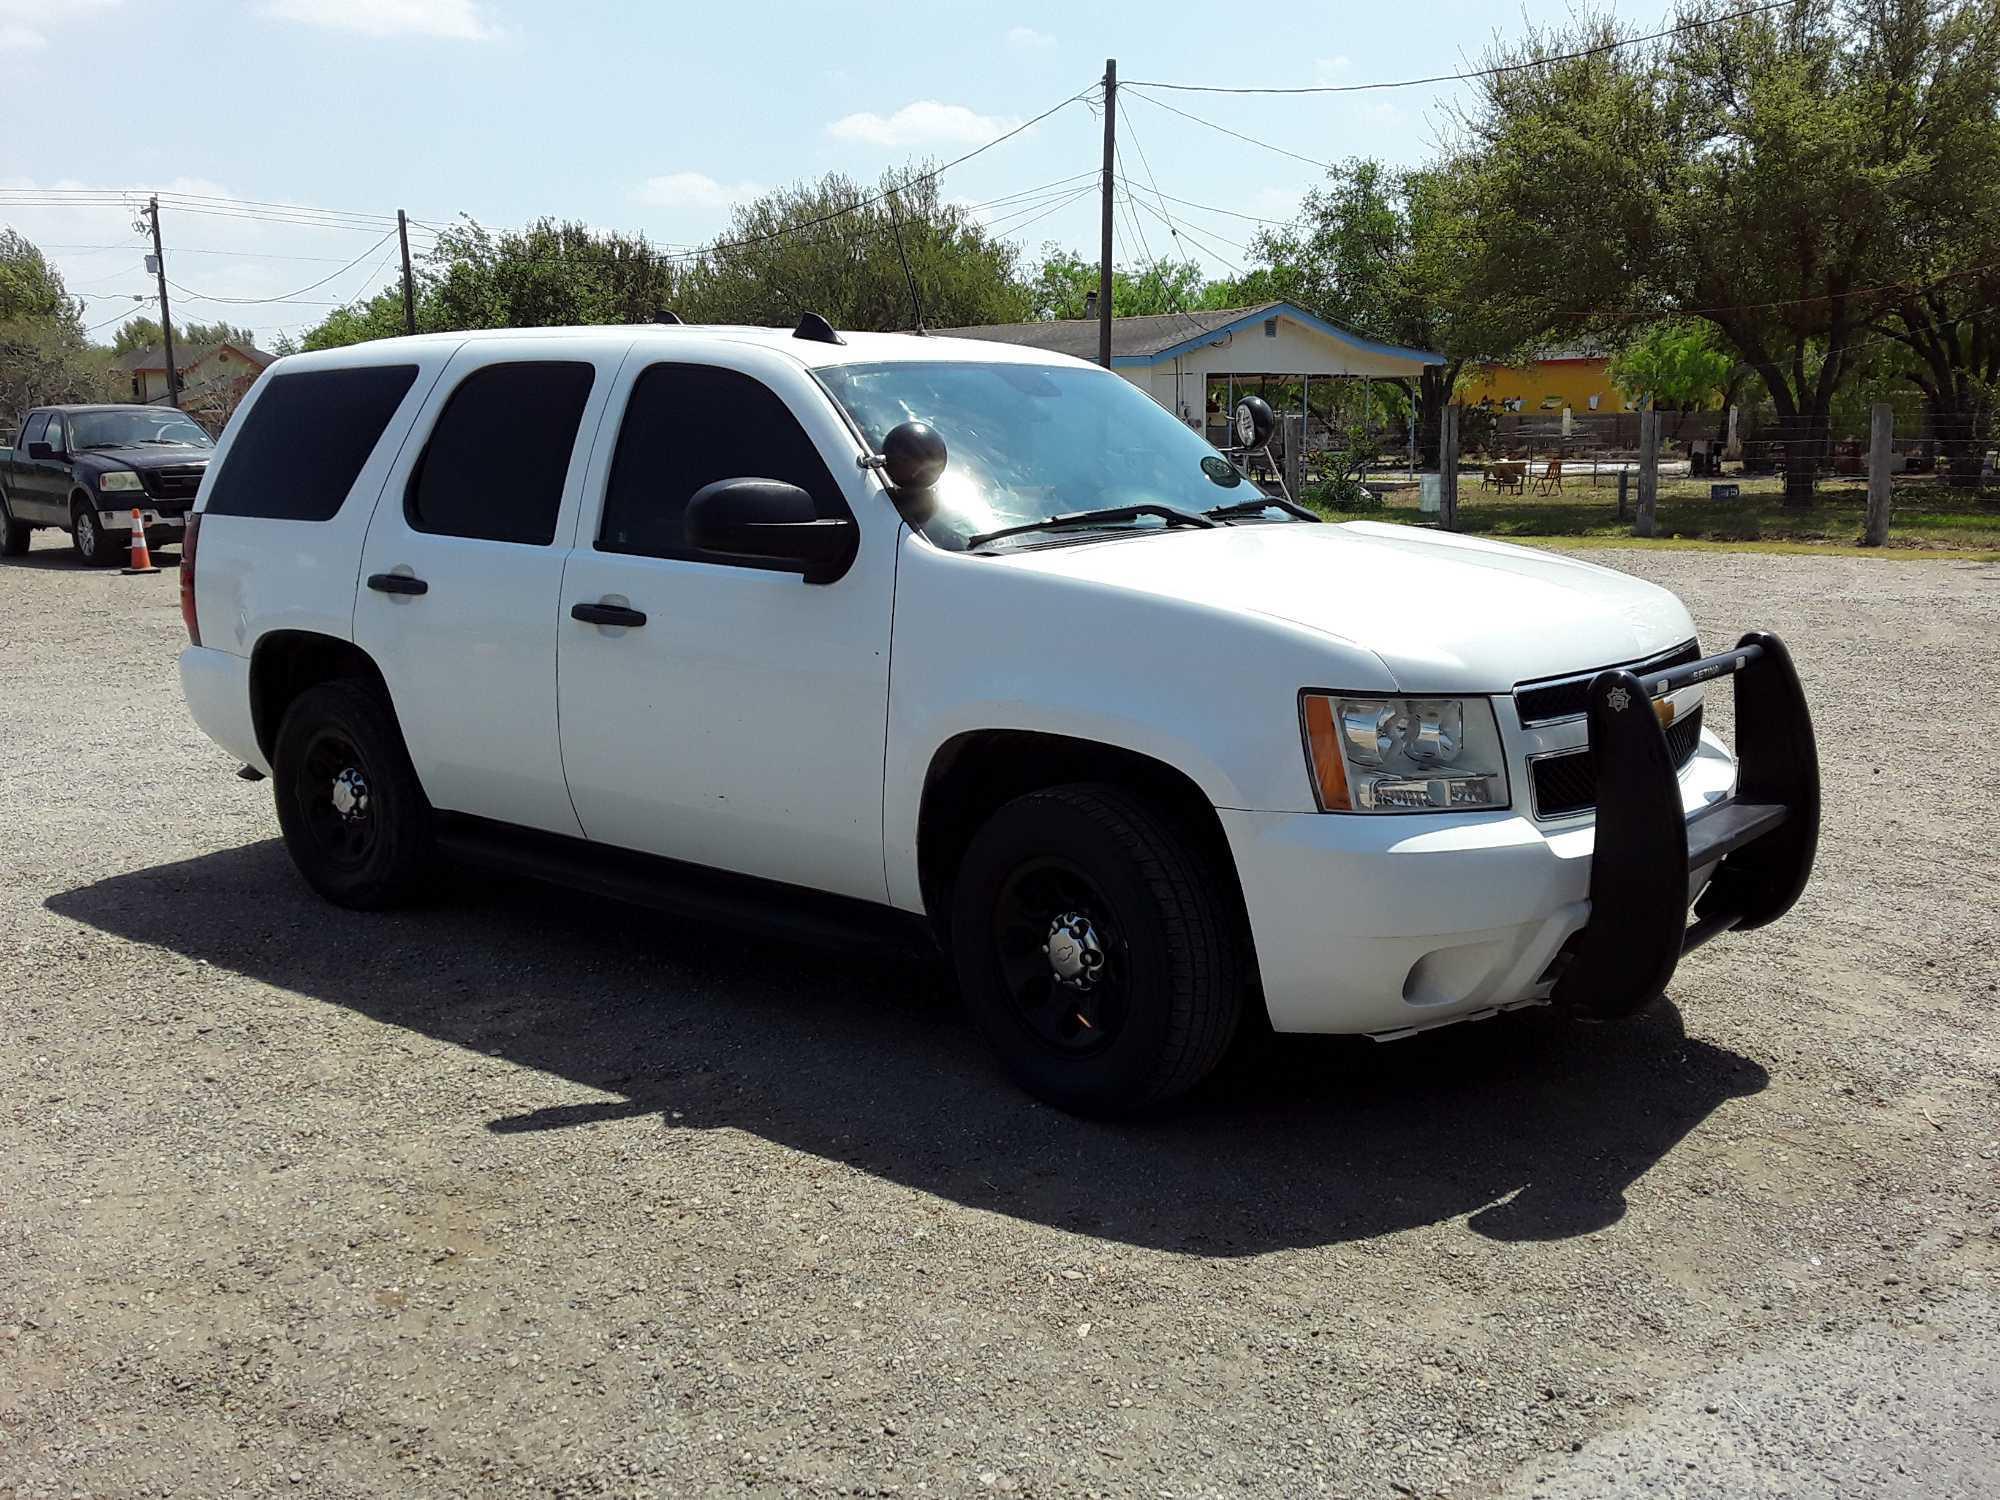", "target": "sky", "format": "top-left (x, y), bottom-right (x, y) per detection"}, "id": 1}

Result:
top-left (1, 0), bottom-right (1582, 347)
